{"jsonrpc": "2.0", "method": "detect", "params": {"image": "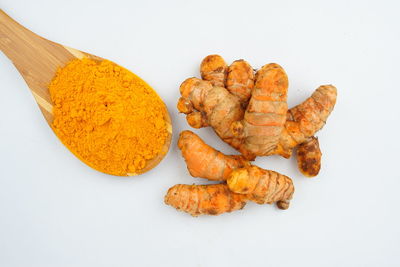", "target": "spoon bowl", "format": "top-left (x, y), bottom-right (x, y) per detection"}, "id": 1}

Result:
top-left (0, 9), bottom-right (172, 176)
